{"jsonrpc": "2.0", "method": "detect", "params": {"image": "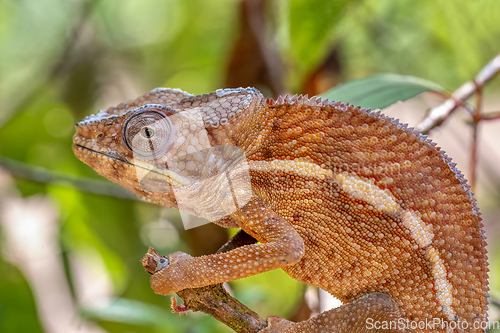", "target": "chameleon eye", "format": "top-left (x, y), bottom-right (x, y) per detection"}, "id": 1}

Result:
top-left (141, 127), bottom-right (155, 139)
top-left (124, 109), bottom-right (173, 159)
